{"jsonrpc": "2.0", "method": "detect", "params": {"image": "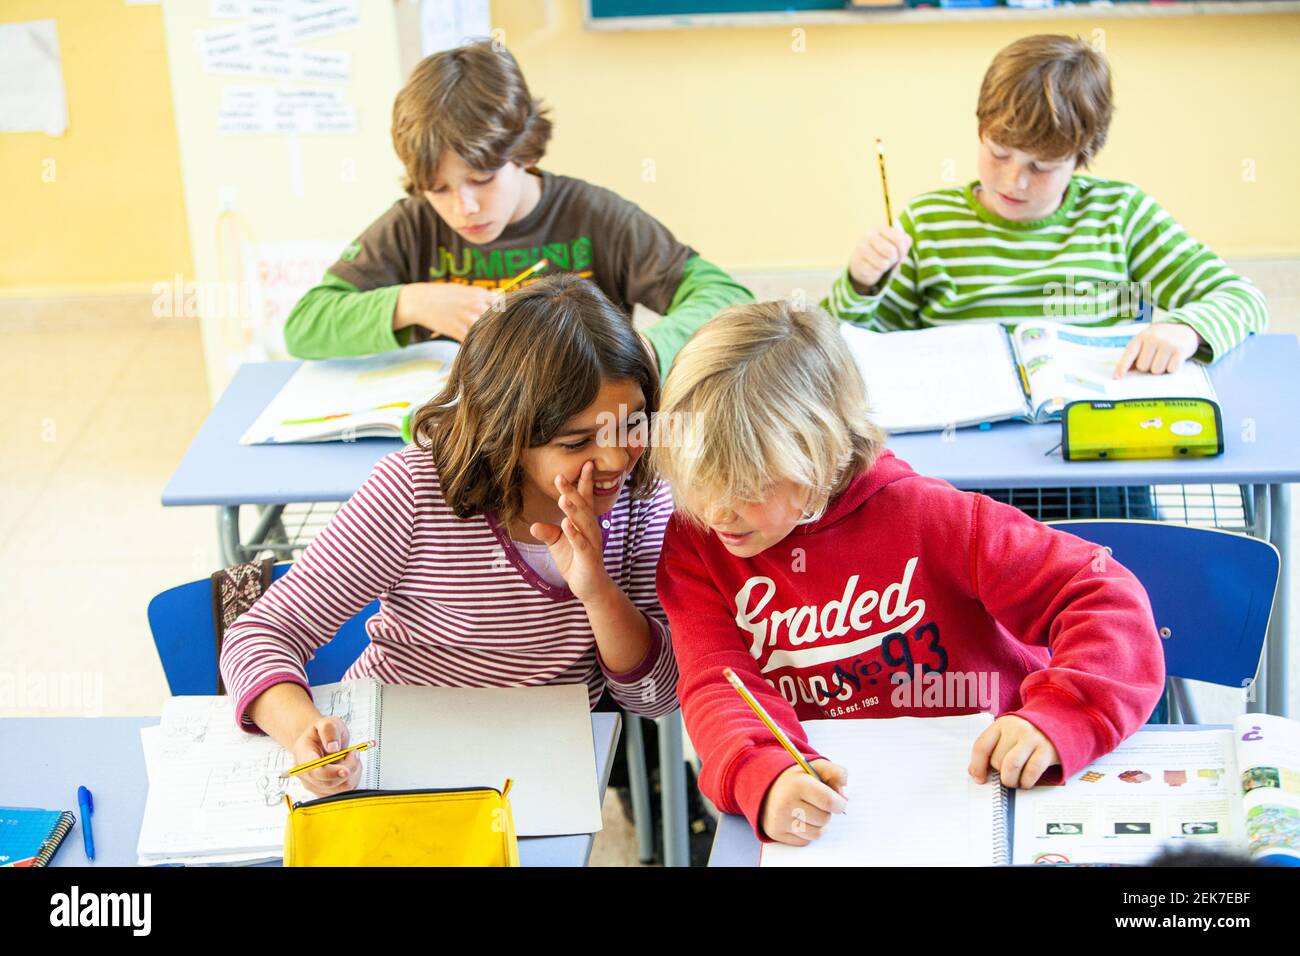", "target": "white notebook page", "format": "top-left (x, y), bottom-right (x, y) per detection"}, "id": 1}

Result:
top-left (840, 323), bottom-right (1028, 433)
top-left (136, 682), bottom-right (373, 861)
top-left (760, 714), bottom-right (1003, 867)
top-left (376, 682), bottom-right (602, 837)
